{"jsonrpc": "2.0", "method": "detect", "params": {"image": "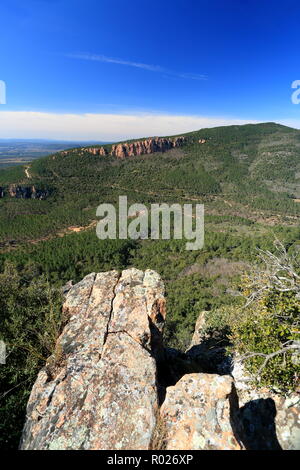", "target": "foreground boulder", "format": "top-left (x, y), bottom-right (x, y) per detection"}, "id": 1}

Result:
top-left (20, 269), bottom-right (299, 450)
top-left (20, 269), bottom-right (166, 450)
top-left (187, 311), bottom-right (300, 450)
